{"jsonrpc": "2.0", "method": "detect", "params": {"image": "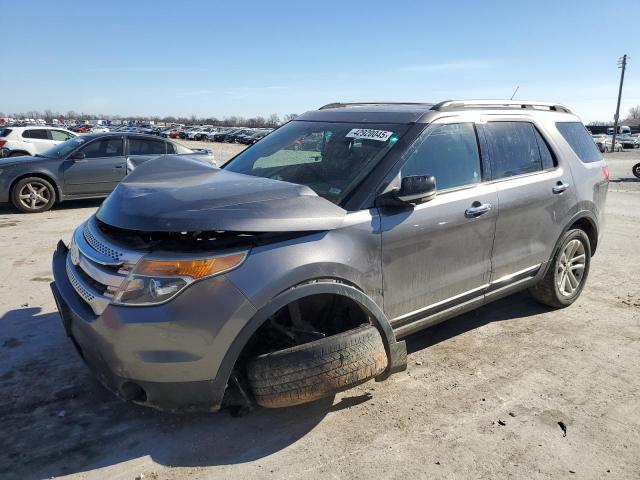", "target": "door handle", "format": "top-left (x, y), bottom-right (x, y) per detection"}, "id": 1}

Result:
top-left (465, 202), bottom-right (492, 218)
top-left (552, 182), bottom-right (570, 194)
top-left (115, 165), bottom-right (124, 169)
